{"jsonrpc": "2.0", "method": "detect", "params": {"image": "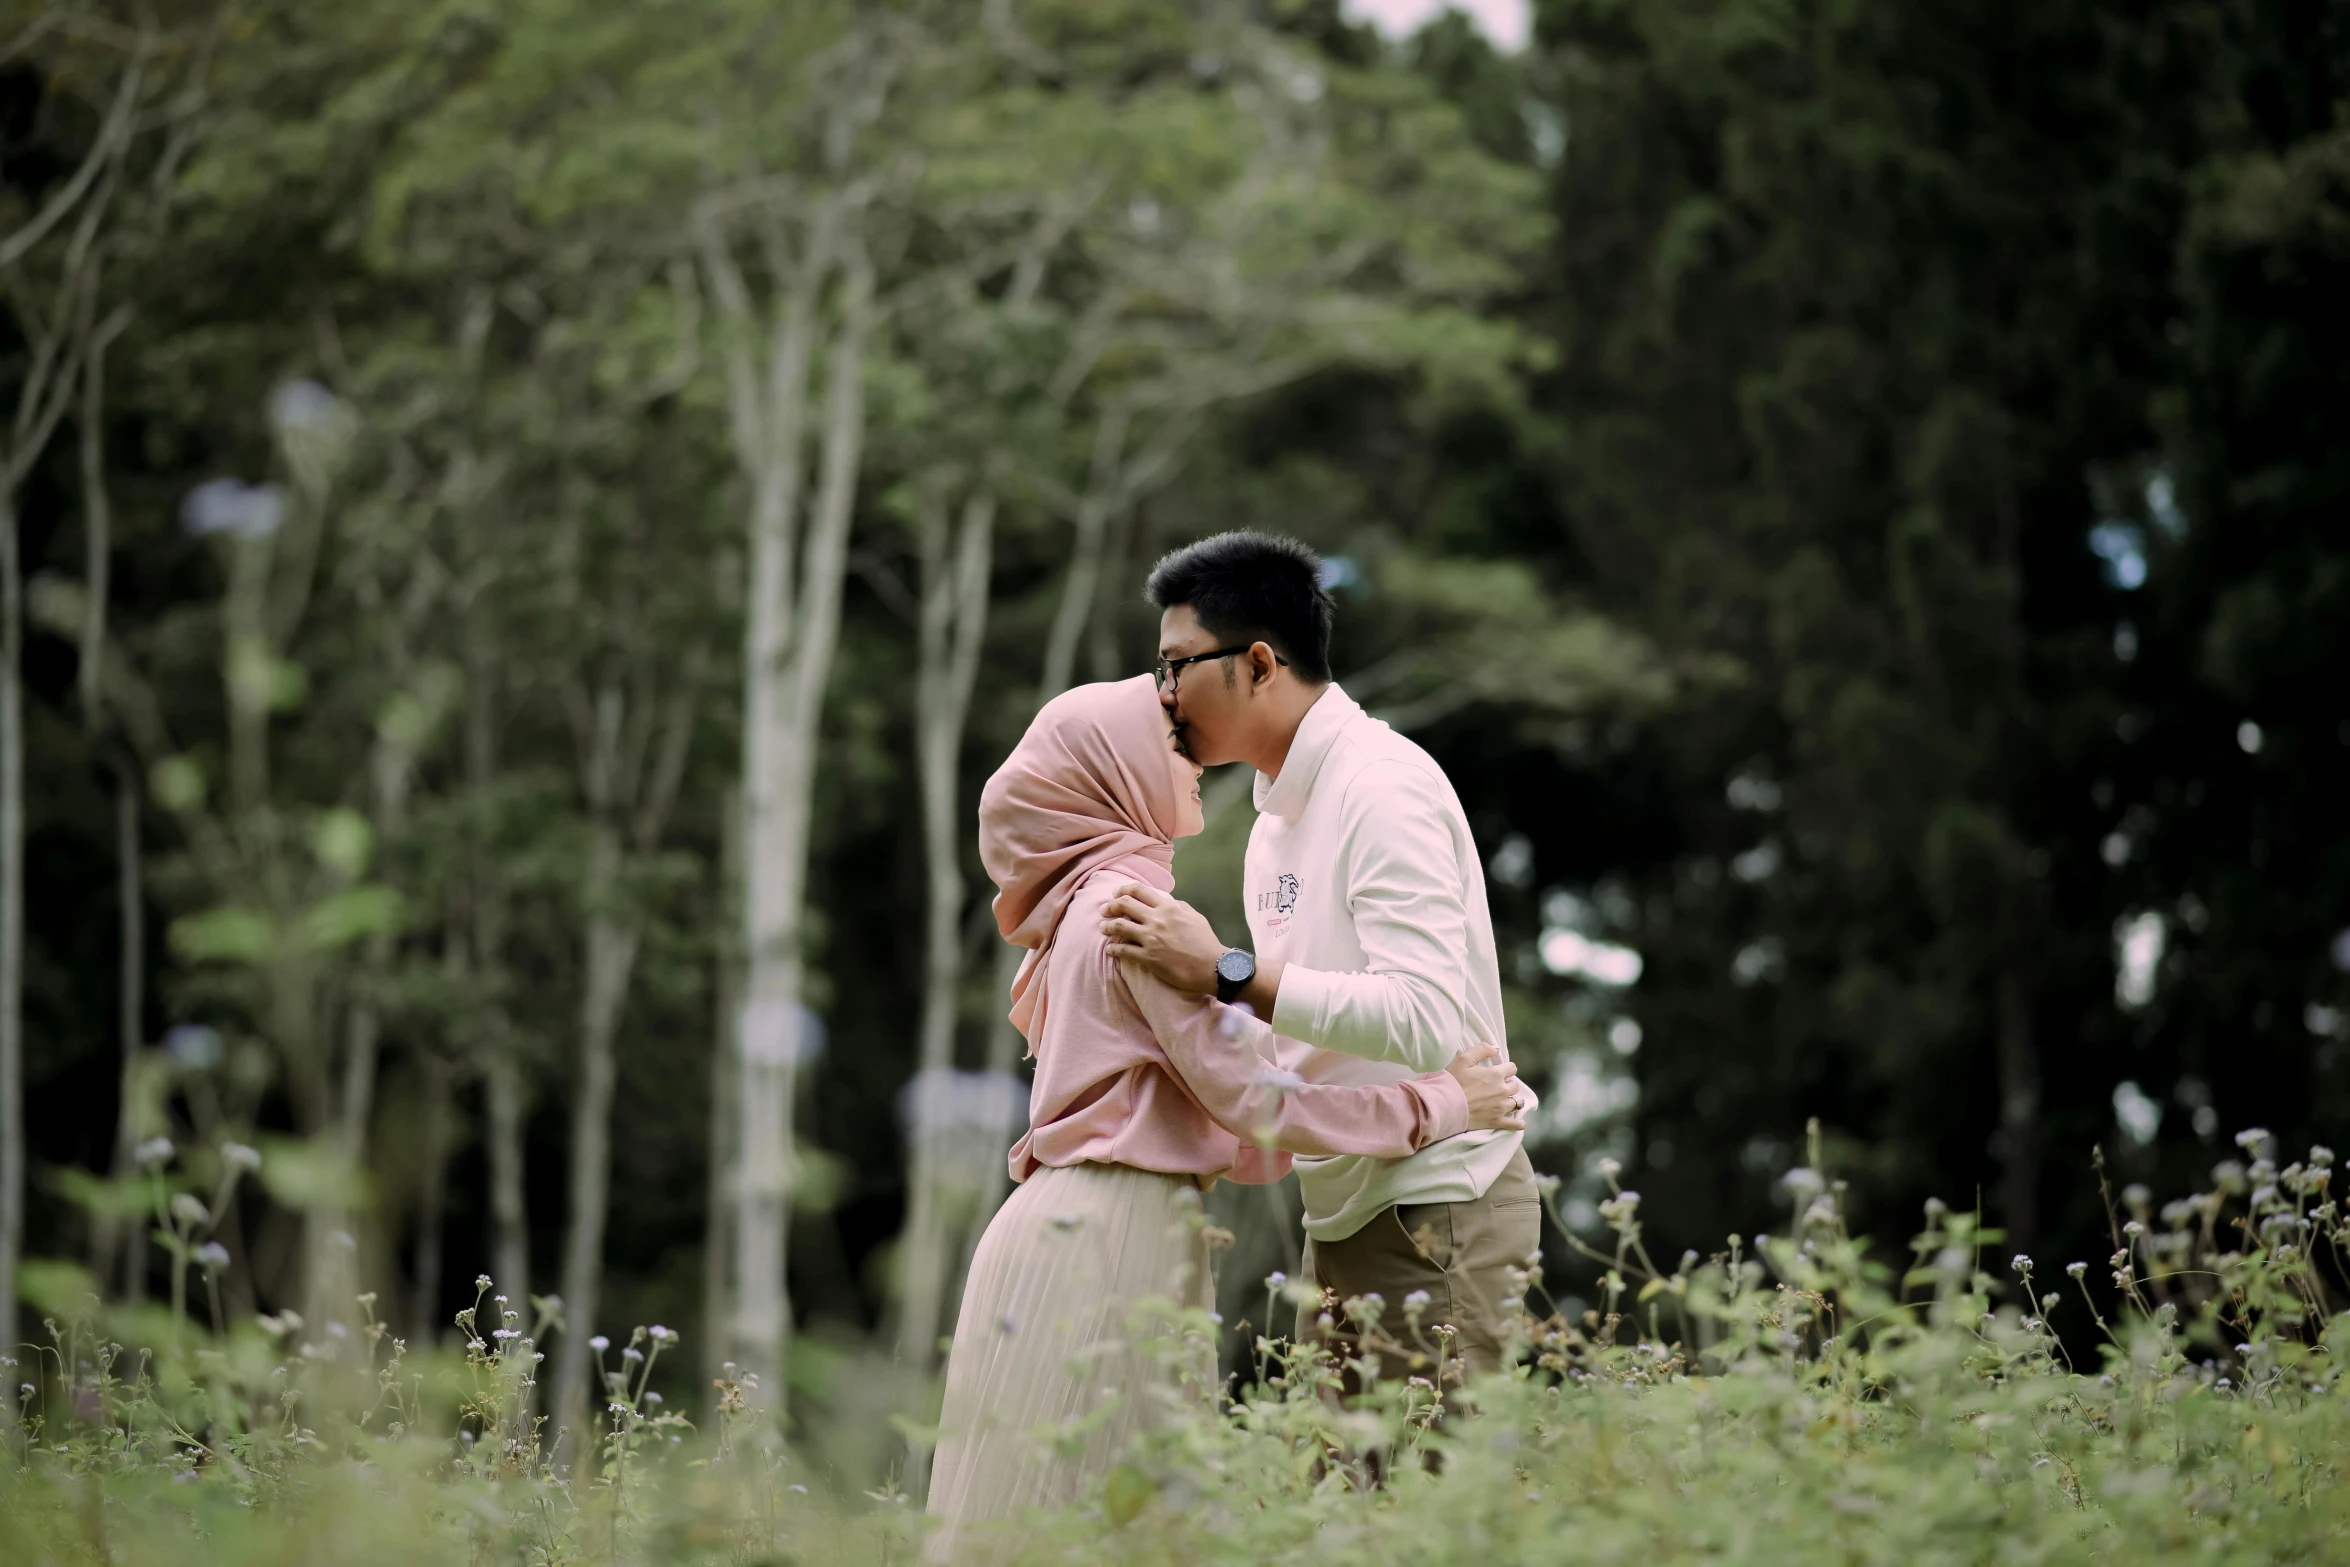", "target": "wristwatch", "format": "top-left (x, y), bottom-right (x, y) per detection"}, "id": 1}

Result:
top-left (1214, 948), bottom-right (1256, 1005)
